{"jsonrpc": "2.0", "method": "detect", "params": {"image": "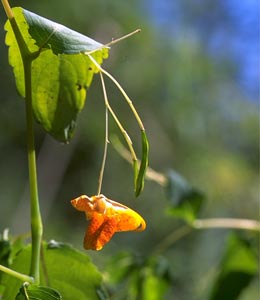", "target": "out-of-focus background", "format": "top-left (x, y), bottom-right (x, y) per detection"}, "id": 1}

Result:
top-left (0, 0), bottom-right (259, 299)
